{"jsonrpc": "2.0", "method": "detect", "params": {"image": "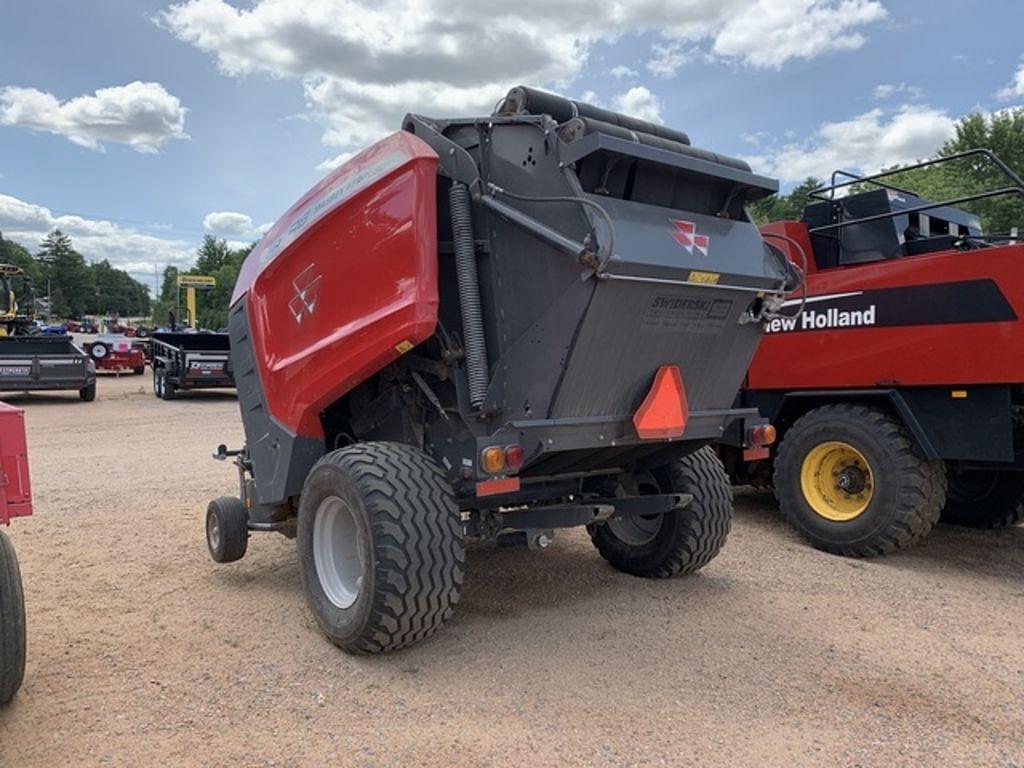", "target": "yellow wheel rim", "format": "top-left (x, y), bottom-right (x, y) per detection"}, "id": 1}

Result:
top-left (799, 441), bottom-right (874, 522)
